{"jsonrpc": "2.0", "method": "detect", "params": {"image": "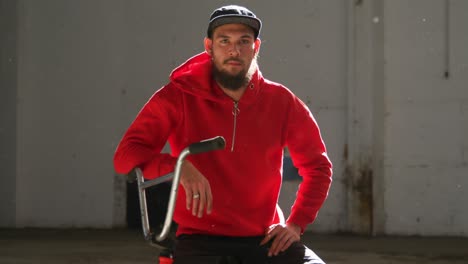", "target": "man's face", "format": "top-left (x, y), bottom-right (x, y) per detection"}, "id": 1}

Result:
top-left (205, 23), bottom-right (260, 90)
